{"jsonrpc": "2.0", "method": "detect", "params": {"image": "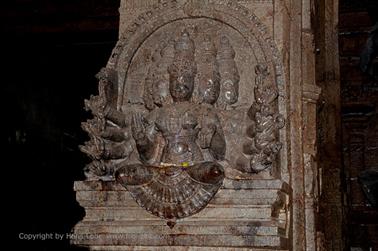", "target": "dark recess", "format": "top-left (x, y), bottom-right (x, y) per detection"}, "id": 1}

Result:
top-left (2, 1), bottom-right (120, 250)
